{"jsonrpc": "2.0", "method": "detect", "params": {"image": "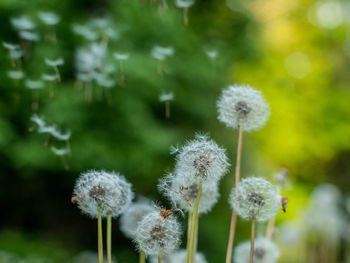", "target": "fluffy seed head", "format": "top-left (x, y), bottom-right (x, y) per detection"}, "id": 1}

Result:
top-left (234, 237), bottom-right (280, 263)
top-left (173, 134), bottom-right (230, 183)
top-left (158, 172), bottom-right (220, 214)
top-left (73, 170), bottom-right (134, 218)
top-left (217, 84), bottom-right (270, 131)
top-left (150, 249), bottom-right (207, 263)
top-left (120, 201), bottom-right (156, 239)
top-left (230, 177), bottom-right (281, 222)
top-left (134, 210), bottom-right (181, 256)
